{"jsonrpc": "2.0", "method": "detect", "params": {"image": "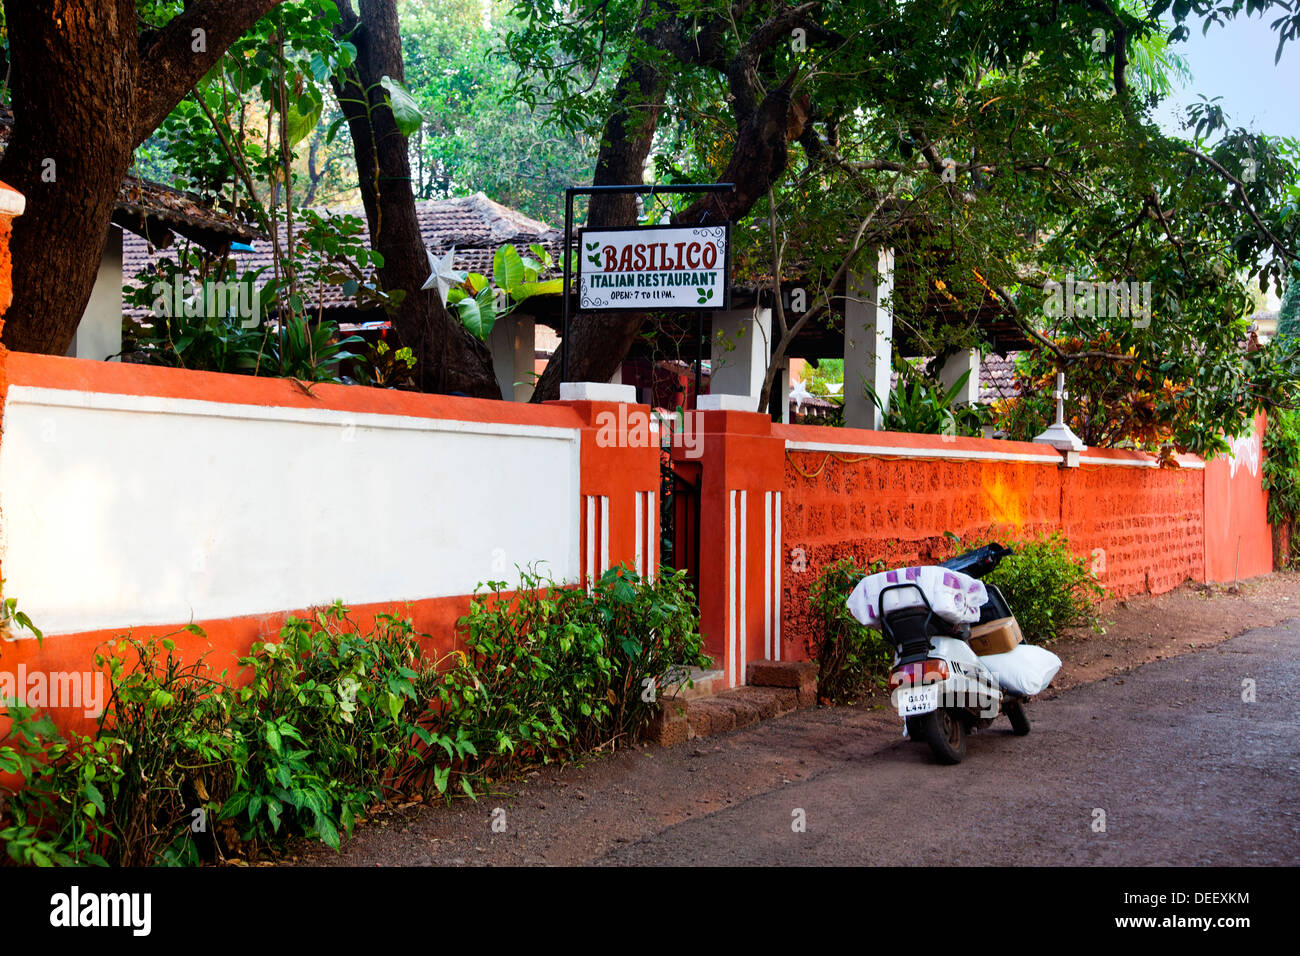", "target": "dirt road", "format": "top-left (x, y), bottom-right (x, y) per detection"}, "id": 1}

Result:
top-left (602, 621), bottom-right (1300, 865)
top-left (292, 580), bottom-right (1300, 867)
